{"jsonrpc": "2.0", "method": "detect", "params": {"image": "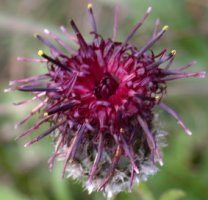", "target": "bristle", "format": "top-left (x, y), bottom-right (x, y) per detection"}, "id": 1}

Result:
top-left (62, 124), bottom-right (85, 178)
top-left (37, 50), bottom-right (71, 72)
top-left (87, 3), bottom-right (97, 32)
top-left (17, 57), bottom-right (47, 63)
top-left (15, 115), bottom-right (51, 140)
top-left (98, 145), bottom-right (121, 191)
top-left (146, 50), bottom-right (176, 70)
top-left (60, 25), bottom-right (78, 42)
top-left (24, 122), bottom-right (64, 147)
top-left (156, 71), bottom-right (206, 81)
top-left (47, 101), bottom-right (79, 115)
top-left (136, 25), bottom-right (169, 57)
top-left (44, 28), bottom-right (74, 53)
top-left (35, 34), bottom-right (62, 56)
top-left (70, 20), bottom-right (90, 53)
top-left (137, 115), bottom-right (156, 162)
top-left (18, 86), bottom-right (58, 92)
top-left (88, 133), bottom-right (103, 183)
top-left (123, 6), bottom-right (152, 46)
top-left (112, 6), bottom-right (119, 41)
top-left (15, 100), bottom-right (47, 128)
top-left (176, 60), bottom-right (197, 71)
top-left (159, 102), bottom-right (192, 136)
top-left (153, 18), bottom-right (160, 37)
